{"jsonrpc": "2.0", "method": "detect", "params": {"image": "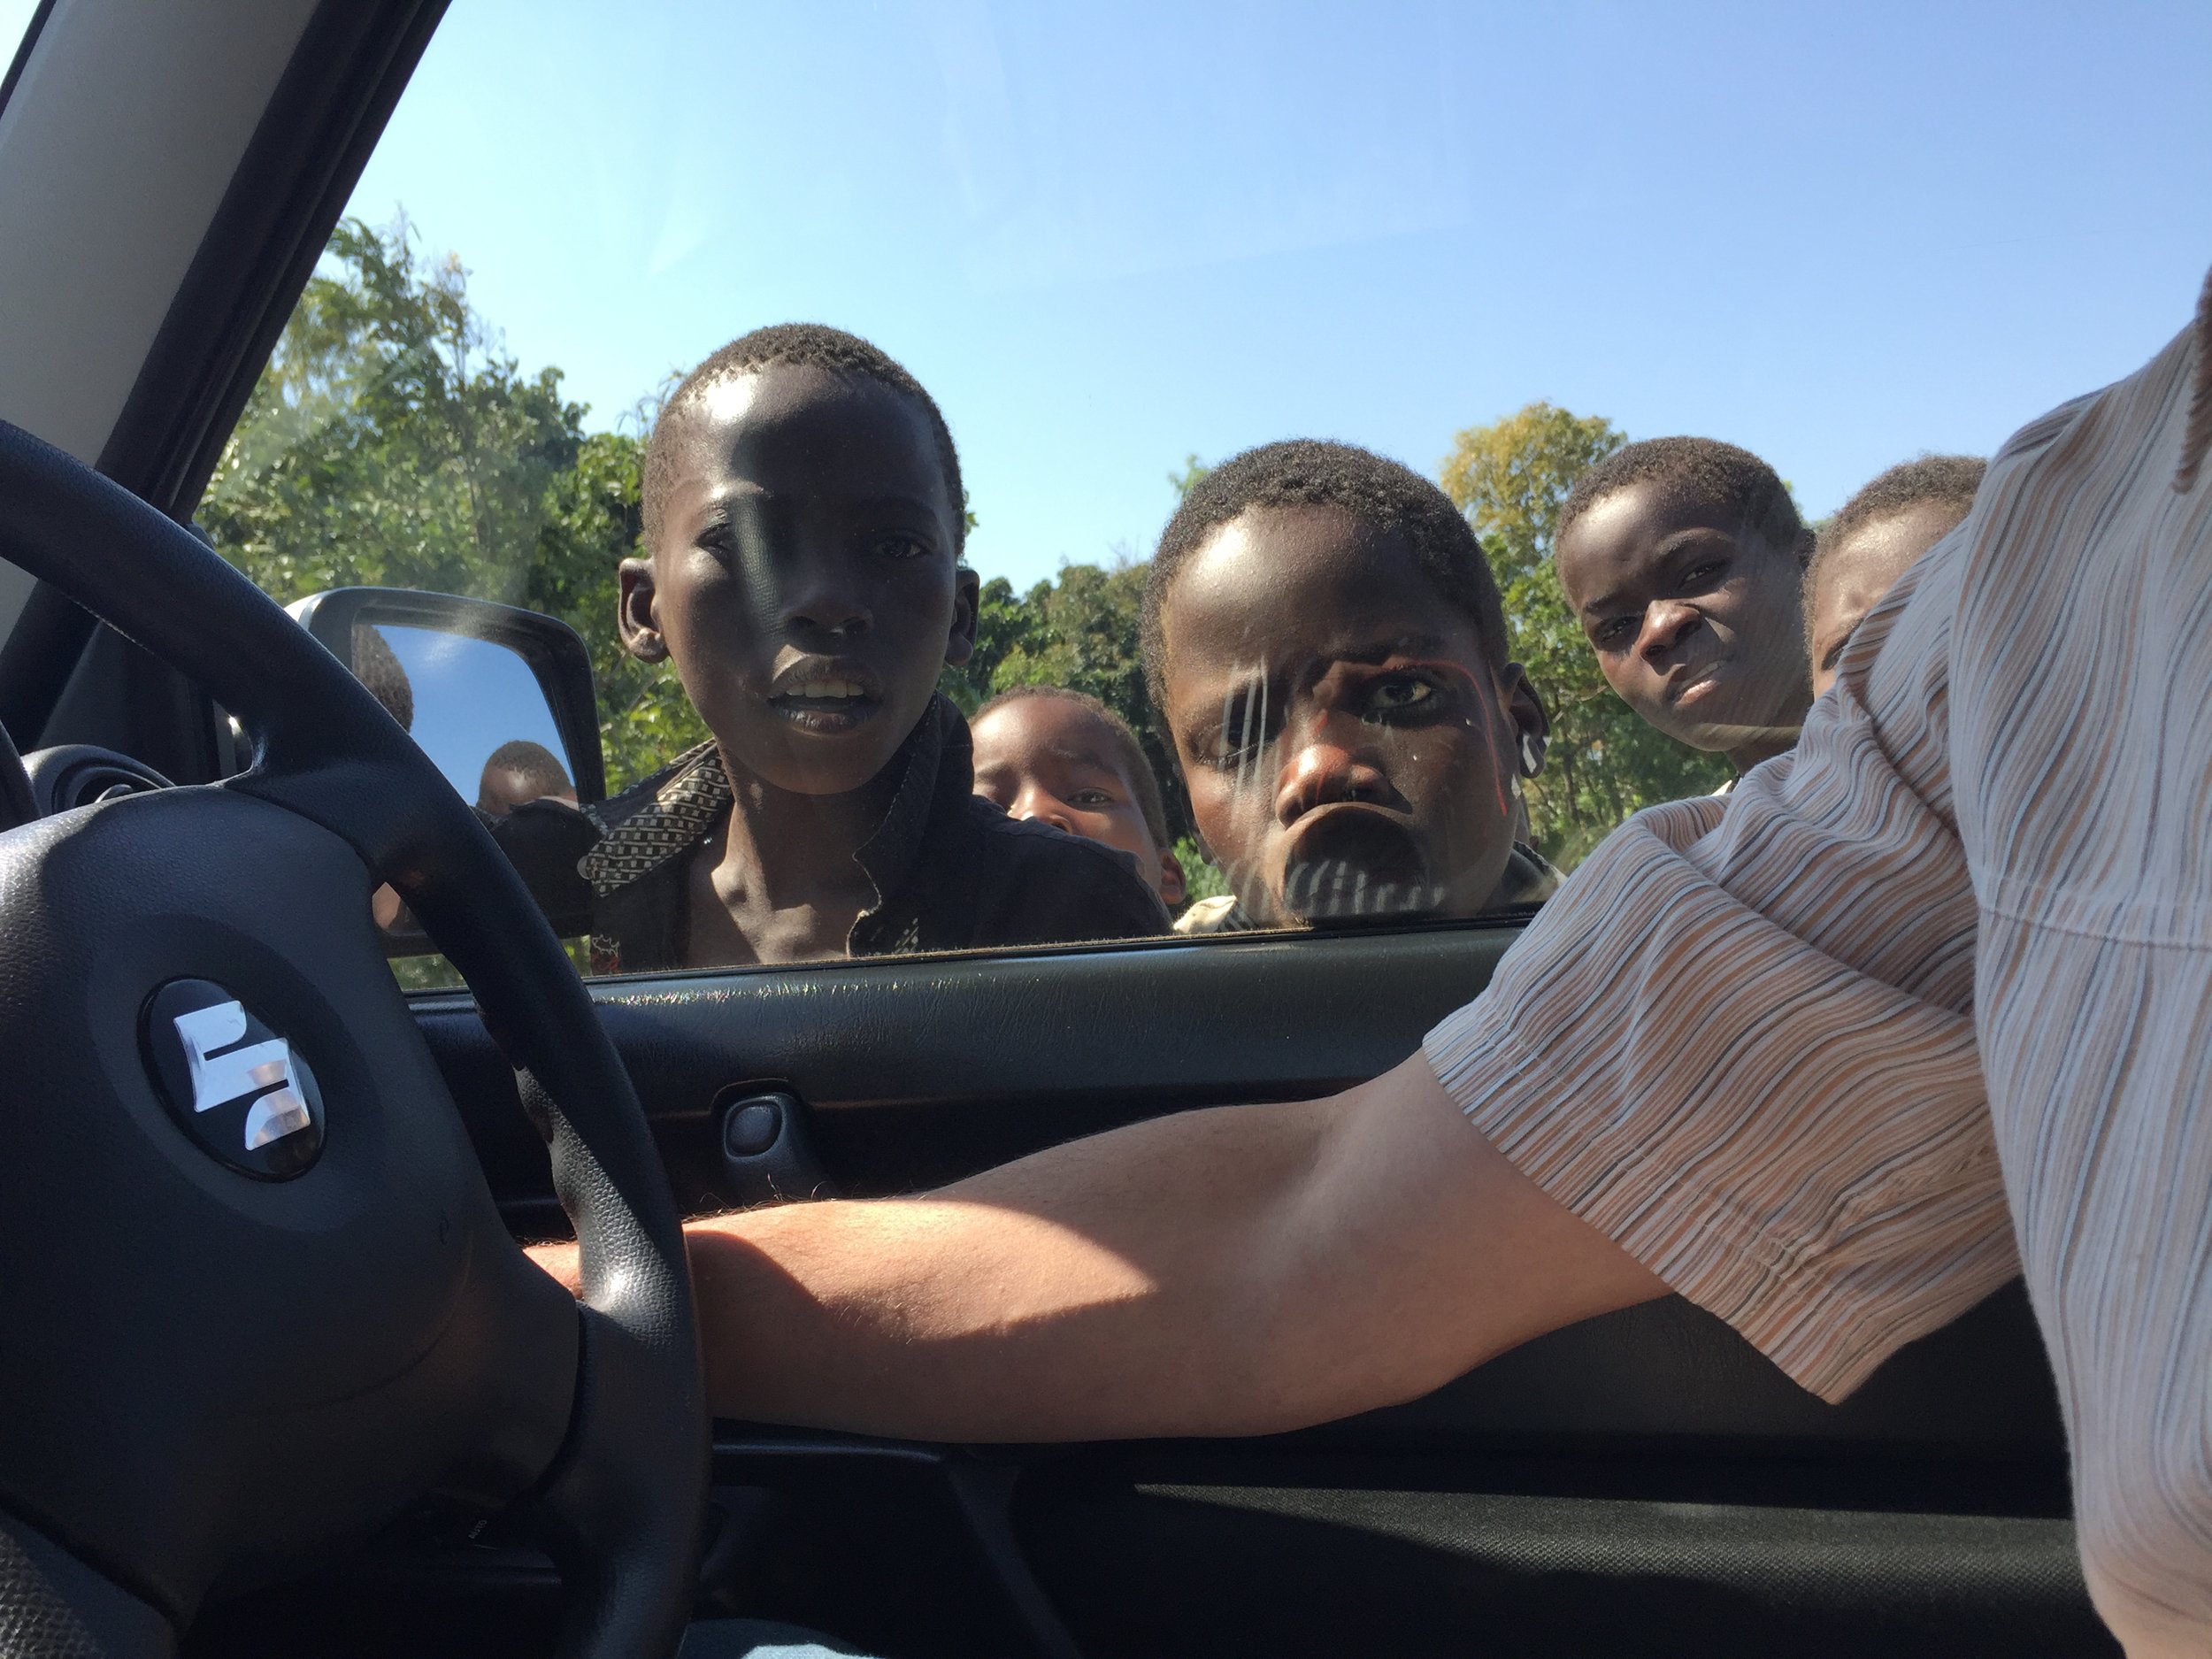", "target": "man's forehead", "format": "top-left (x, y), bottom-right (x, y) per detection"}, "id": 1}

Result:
top-left (657, 393), bottom-right (949, 548)
top-left (1040, 741), bottom-right (1128, 778)
top-left (976, 703), bottom-right (1128, 772)
top-left (1168, 628), bottom-right (1470, 696)
top-left (1814, 514), bottom-right (1940, 621)
top-left (1186, 503), bottom-right (1404, 582)
top-left (1560, 485), bottom-right (1746, 608)
top-left (669, 365), bottom-right (936, 475)
top-left (683, 360), bottom-right (887, 422)
top-left (1175, 523), bottom-right (1464, 642)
